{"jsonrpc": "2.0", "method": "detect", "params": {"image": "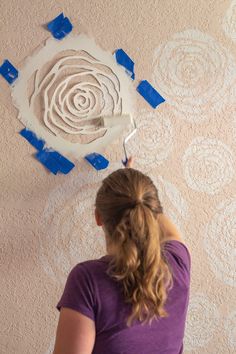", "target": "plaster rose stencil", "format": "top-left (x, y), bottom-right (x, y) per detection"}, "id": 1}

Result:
top-left (203, 198), bottom-right (236, 287)
top-left (11, 34), bottom-right (135, 157)
top-left (182, 137), bottom-right (234, 195)
top-left (152, 29), bottom-right (236, 123)
top-left (40, 162), bottom-right (120, 285)
top-left (223, 0), bottom-right (236, 41)
top-left (184, 293), bottom-right (220, 350)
